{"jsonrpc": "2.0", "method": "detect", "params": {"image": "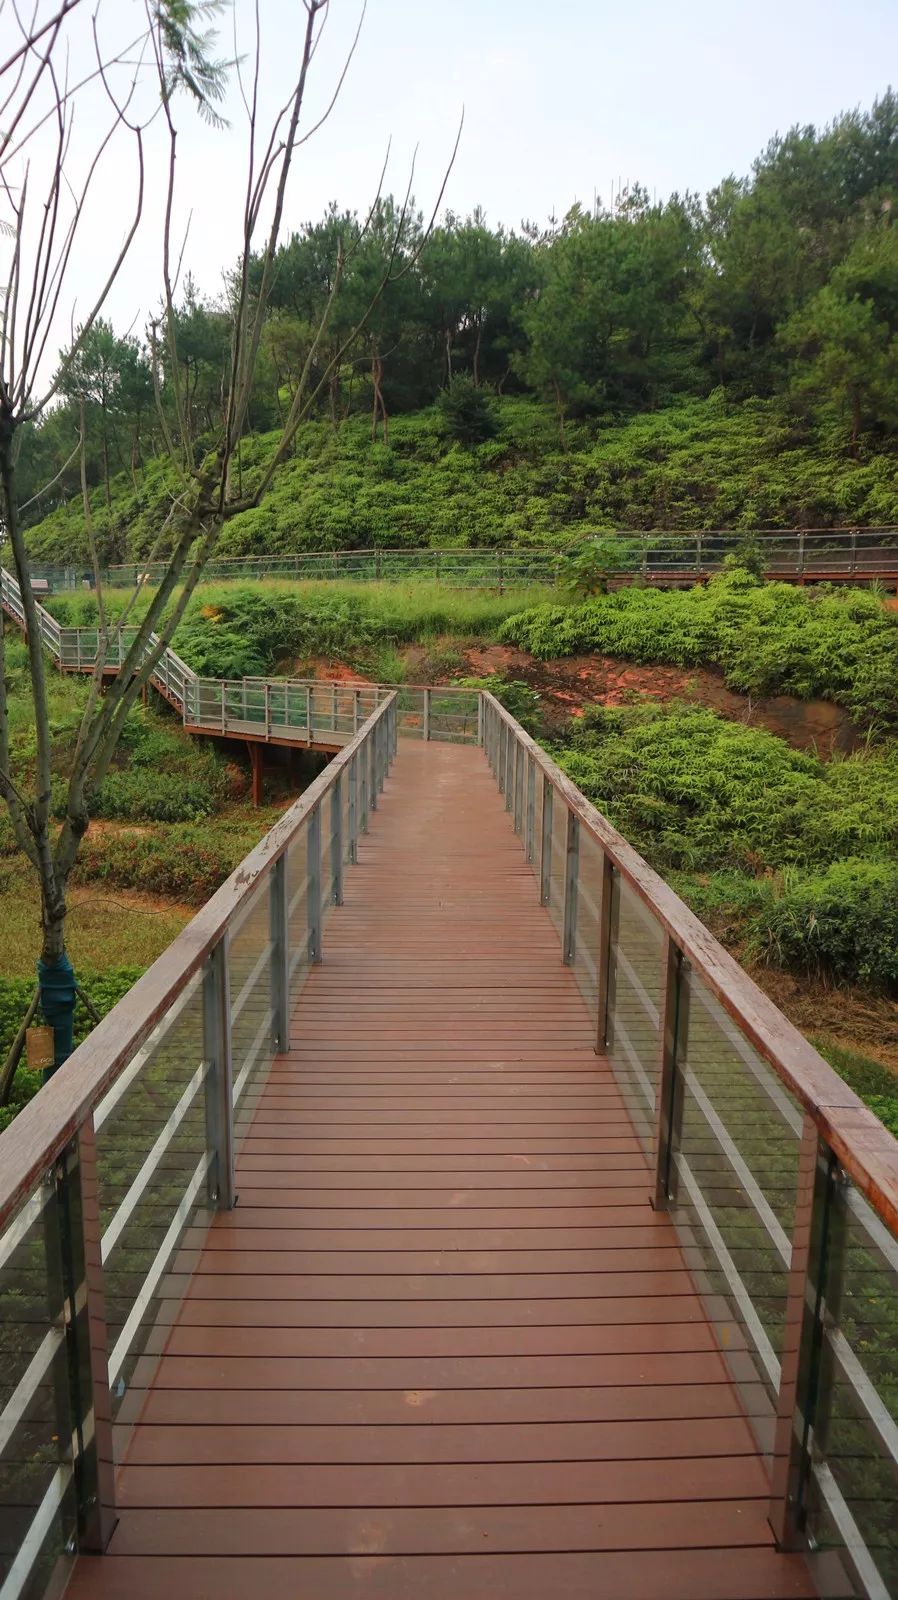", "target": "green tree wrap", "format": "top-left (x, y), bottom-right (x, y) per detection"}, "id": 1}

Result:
top-left (37, 954), bottom-right (76, 1080)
